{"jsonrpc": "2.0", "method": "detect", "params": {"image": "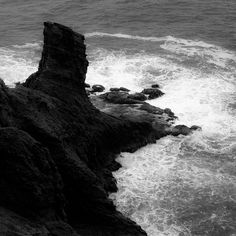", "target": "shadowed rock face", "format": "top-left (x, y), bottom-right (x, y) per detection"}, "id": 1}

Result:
top-left (0, 22), bottom-right (197, 236)
top-left (0, 22), bottom-right (159, 236)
